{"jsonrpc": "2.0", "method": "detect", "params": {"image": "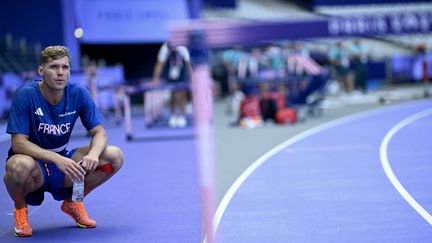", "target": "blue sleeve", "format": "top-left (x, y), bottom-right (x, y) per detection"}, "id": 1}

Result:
top-left (78, 86), bottom-right (104, 131)
top-left (6, 87), bottom-right (31, 135)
